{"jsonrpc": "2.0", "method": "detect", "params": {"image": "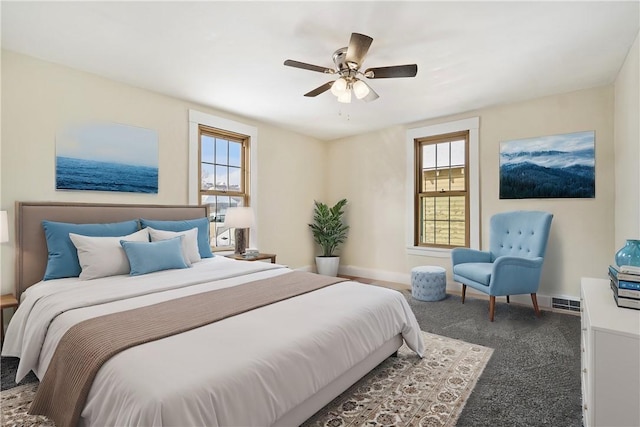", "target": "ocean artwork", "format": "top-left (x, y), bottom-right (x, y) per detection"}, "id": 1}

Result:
top-left (499, 131), bottom-right (595, 199)
top-left (56, 122), bottom-right (158, 194)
